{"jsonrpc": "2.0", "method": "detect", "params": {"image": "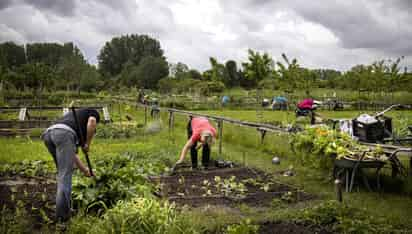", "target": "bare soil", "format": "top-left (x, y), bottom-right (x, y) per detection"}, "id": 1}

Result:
top-left (150, 165), bottom-right (314, 208)
top-left (0, 175), bottom-right (56, 229)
